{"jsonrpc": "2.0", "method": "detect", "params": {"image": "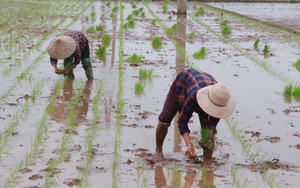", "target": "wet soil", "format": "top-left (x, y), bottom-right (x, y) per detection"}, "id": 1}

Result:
top-left (0, 1), bottom-right (300, 188)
